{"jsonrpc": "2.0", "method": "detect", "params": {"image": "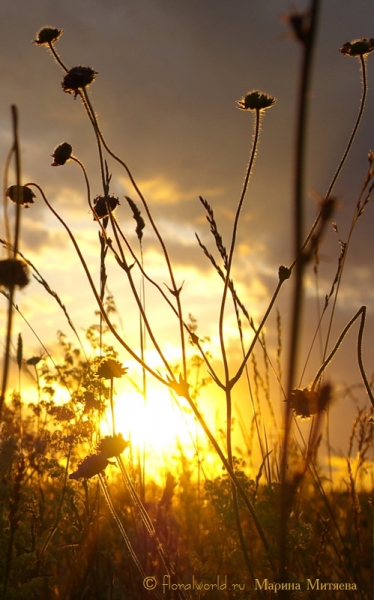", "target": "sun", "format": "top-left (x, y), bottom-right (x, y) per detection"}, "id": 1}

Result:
top-left (102, 384), bottom-right (202, 475)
